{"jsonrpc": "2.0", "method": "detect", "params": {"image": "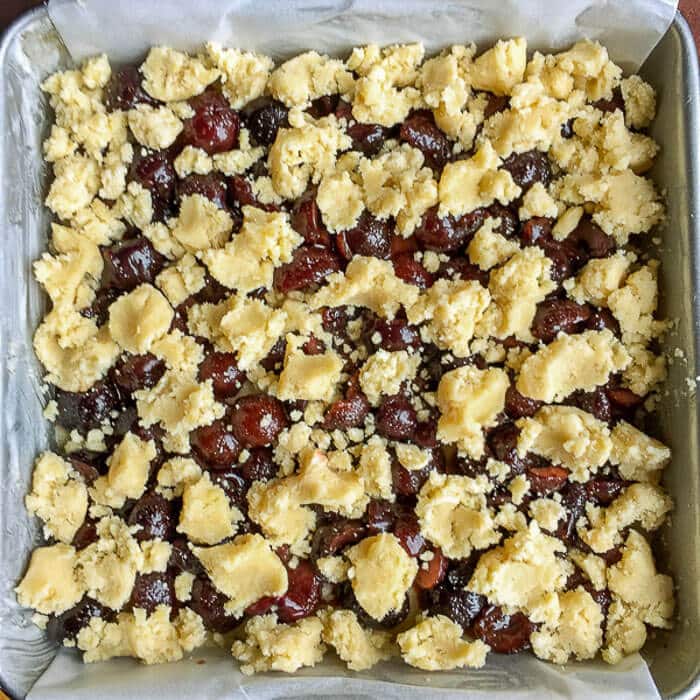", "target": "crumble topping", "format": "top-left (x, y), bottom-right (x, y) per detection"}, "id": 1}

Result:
top-left (530, 588), bottom-right (603, 664)
top-left (350, 43), bottom-right (423, 126)
top-left (579, 482), bottom-right (672, 553)
top-left (528, 497), bottom-right (565, 533)
top-left (621, 75), bottom-right (656, 130)
top-left (33, 223), bottom-right (103, 311)
top-left (517, 406), bottom-right (612, 481)
top-left (317, 170), bottom-right (364, 232)
top-left (320, 609), bottom-right (394, 671)
top-left (90, 432), bottom-right (157, 508)
top-left (608, 262), bottom-right (665, 344)
top-left (623, 345), bottom-right (667, 397)
top-left (177, 472), bottom-right (243, 544)
top-left (212, 130), bottom-right (266, 176)
top-left (439, 141), bottom-right (520, 218)
top-left (565, 252), bottom-right (632, 306)
top-left (174, 572), bottom-right (195, 602)
top-left (277, 343), bottom-right (344, 401)
top-left (108, 284), bottom-right (174, 354)
top-left (516, 329), bottom-right (630, 402)
top-left (76, 607), bottom-right (206, 665)
top-left (173, 146), bottom-right (212, 178)
top-left (168, 193), bottom-right (232, 253)
top-left (269, 51), bottom-right (353, 108)
top-left (360, 144), bottom-right (438, 235)
top-left (247, 477), bottom-right (315, 548)
top-left (140, 47), bottom-right (218, 102)
top-left (436, 366), bottom-right (509, 457)
top-left (310, 256), bottom-right (419, 318)
top-left (140, 540), bottom-right (171, 573)
top-left (16, 544), bottom-right (83, 615)
top-left (269, 115), bottom-right (351, 199)
top-left (518, 182), bottom-right (559, 220)
top-left (397, 615), bottom-right (489, 670)
top-left (357, 436), bottom-right (394, 499)
top-left (135, 373), bottom-right (224, 453)
top-left (610, 420), bottom-right (671, 481)
top-left (115, 181), bottom-right (153, 229)
top-left (192, 534), bottom-right (288, 616)
top-left (467, 218), bottom-right (520, 270)
top-left (551, 109), bottom-right (657, 178)
top-left (156, 456), bottom-right (202, 498)
top-left (478, 247), bottom-right (556, 340)
top-left (232, 614), bottom-right (325, 674)
top-left (21, 38), bottom-right (675, 676)
top-left (470, 38), bottom-right (527, 95)
top-left (359, 349), bottom-right (420, 405)
top-left (552, 205), bottom-right (583, 240)
top-left (205, 42), bottom-right (274, 108)
top-left (78, 516), bottom-right (143, 610)
top-left (46, 153), bottom-right (101, 221)
top-left (407, 279), bottom-right (490, 357)
top-left (25, 453), bottom-right (88, 544)
top-left (316, 556), bottom-right (350, 584)
top-left (33, 311), bottom-right (120, 392)
top-left (418, 45), bottom-right (480, 147)
top-left (470, 522), bottom-right (571, 625)
top-left (155, 253), bottom-right (206, 307)
top-left (603, 531), bottom-right (674, 663)
top-left (249, 449), bottom-right (368, 549)
top-left (416, 472), bottom-right (499, 558)
top-left (189, 294), bottom-right (287, 370)
top-left (346, 533), bottom-right (418, 620)
top-left (394, 442), bottom-right (431, 471)
top-left (202, 206), bottom-right (302, 292)
top-left (127, 105), bottom-right (183, 150)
